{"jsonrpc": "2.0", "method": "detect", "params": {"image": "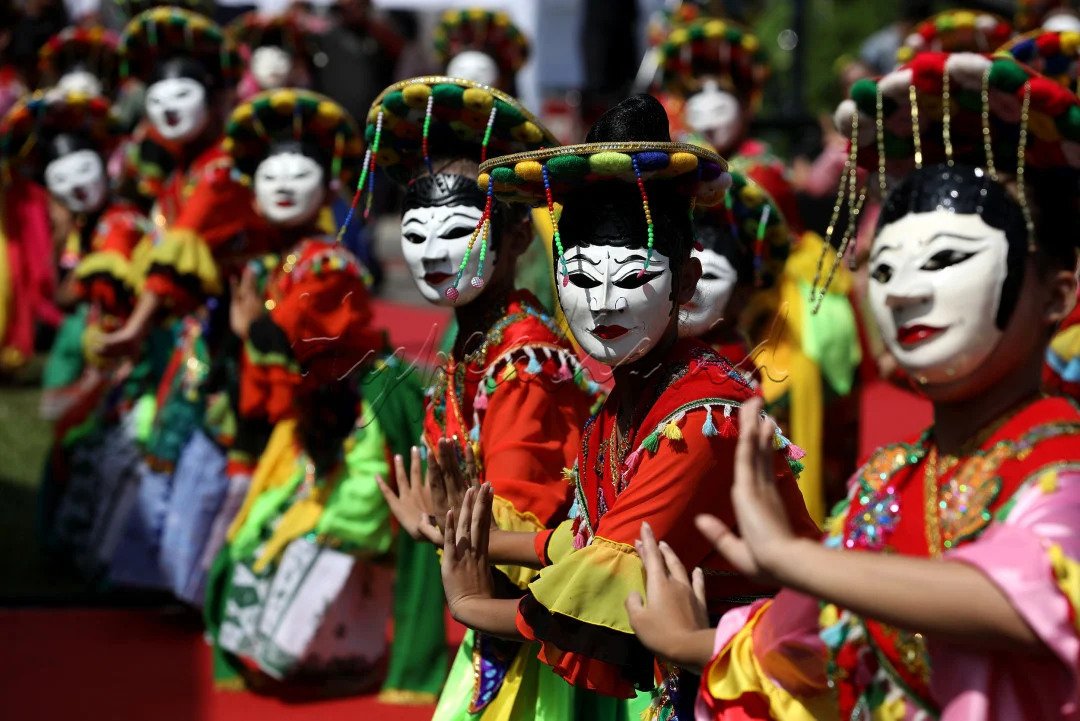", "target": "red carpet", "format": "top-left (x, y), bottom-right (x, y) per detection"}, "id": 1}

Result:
top-left (1, 607), bottom-right (462, 721)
